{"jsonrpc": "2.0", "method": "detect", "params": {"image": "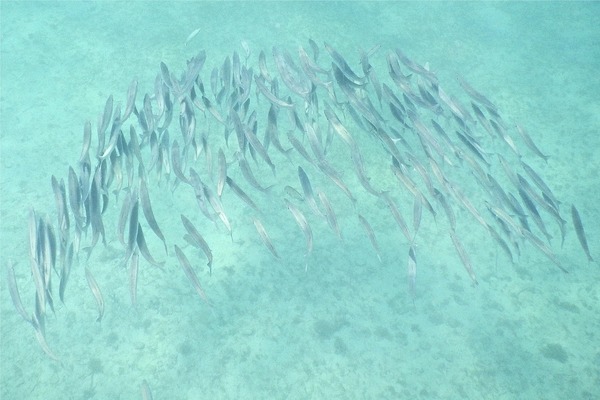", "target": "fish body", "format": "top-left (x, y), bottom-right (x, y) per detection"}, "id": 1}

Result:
top-left (85, 267), bottom-right (105, 322)
top-left (174, 245), bottom-right (210, 305)
top-left (284, 199), bottom-right (313, 269)
top-left (252, 218), bottom-right (280, 259)
top-left (449, 231), bottom-right (478, 285)
top-left (571, 205), bottom-right (593, 262)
